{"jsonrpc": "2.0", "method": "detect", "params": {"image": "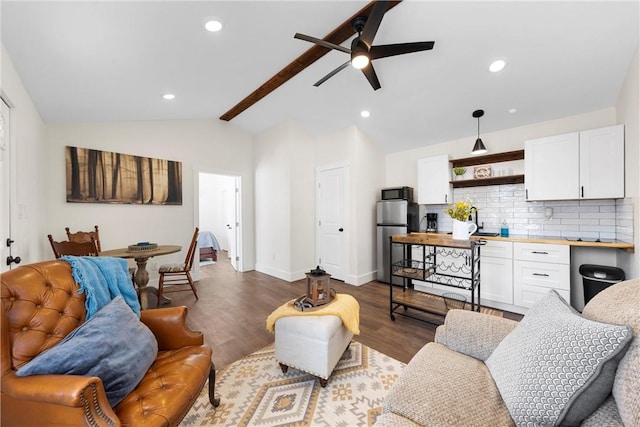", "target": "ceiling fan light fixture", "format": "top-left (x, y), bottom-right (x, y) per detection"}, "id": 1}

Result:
top-left (471, 109), bottom-right (487, 155)
top-left (351, 54), bottom-right (369, 69)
